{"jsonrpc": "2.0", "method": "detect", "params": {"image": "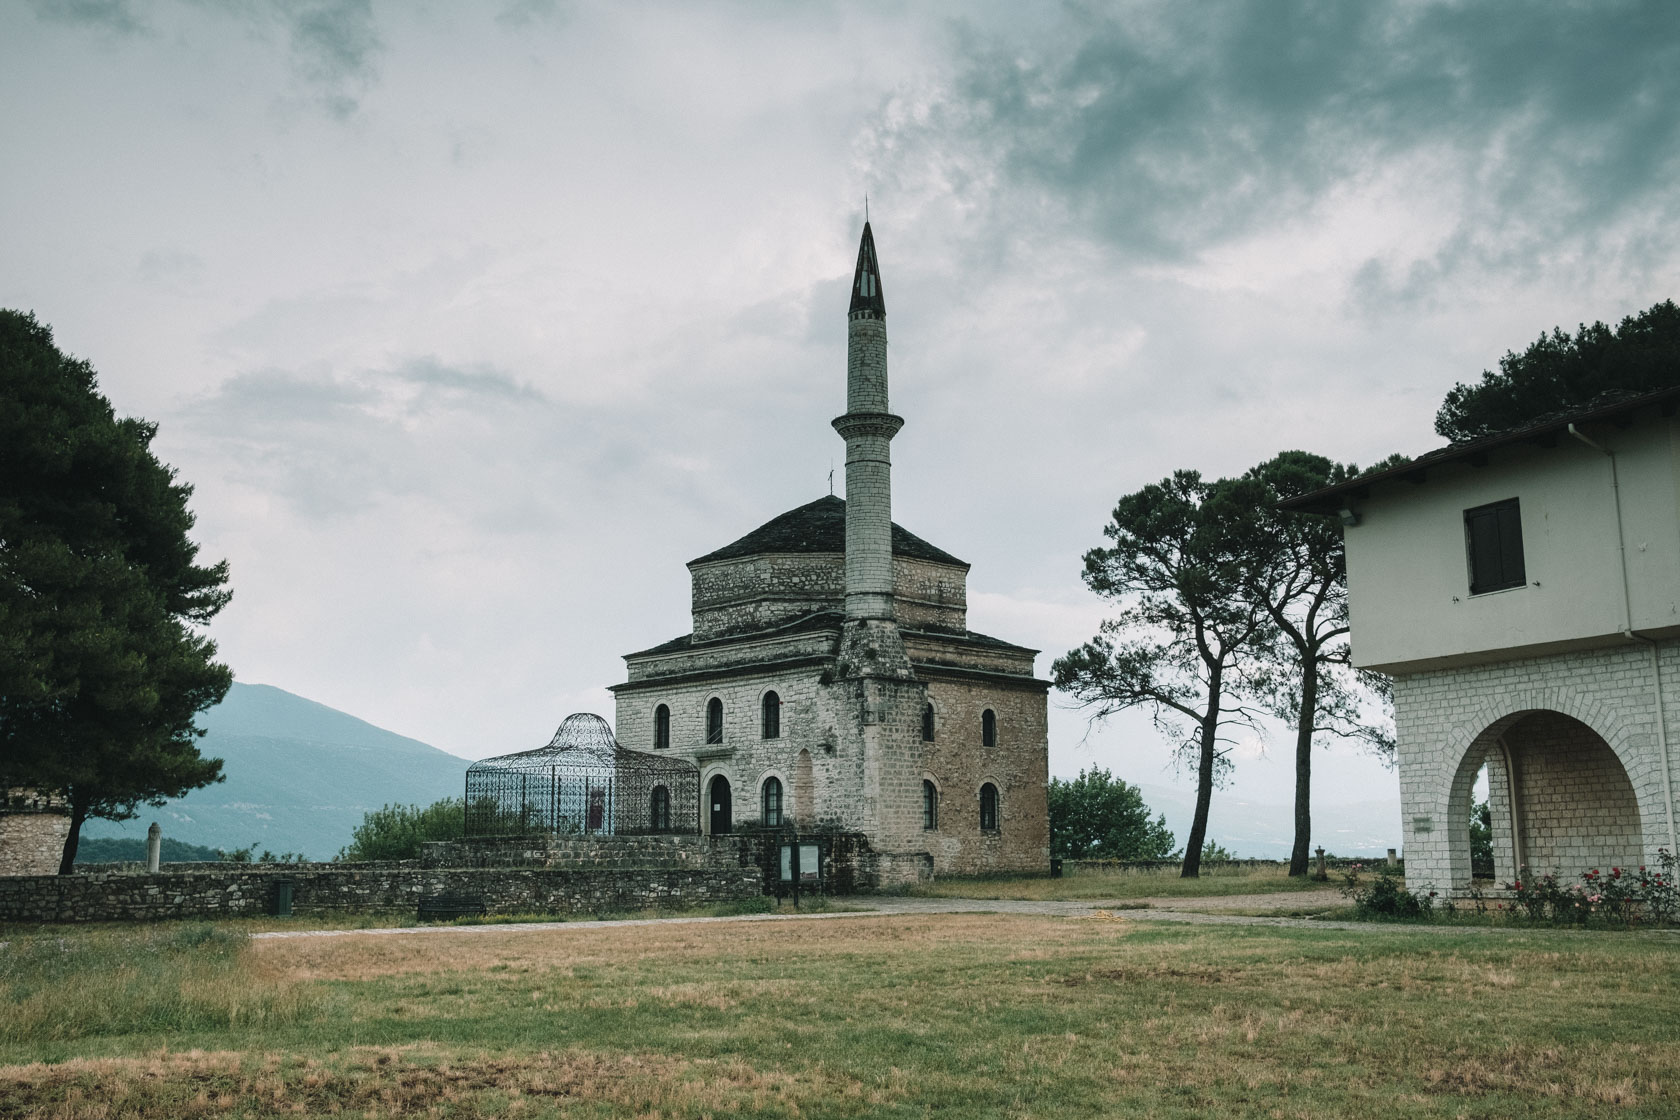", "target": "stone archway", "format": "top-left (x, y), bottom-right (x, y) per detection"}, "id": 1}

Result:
top-left (1448, 709), bottom-right (1643, 887)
